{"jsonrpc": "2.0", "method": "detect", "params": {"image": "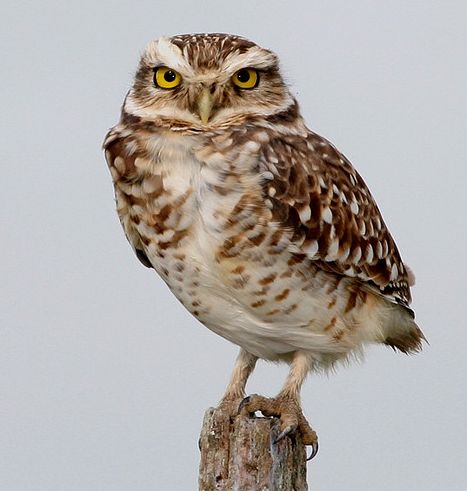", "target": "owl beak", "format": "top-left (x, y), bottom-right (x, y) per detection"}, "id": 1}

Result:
top-left (196, 87), bottom-right (214, 124)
